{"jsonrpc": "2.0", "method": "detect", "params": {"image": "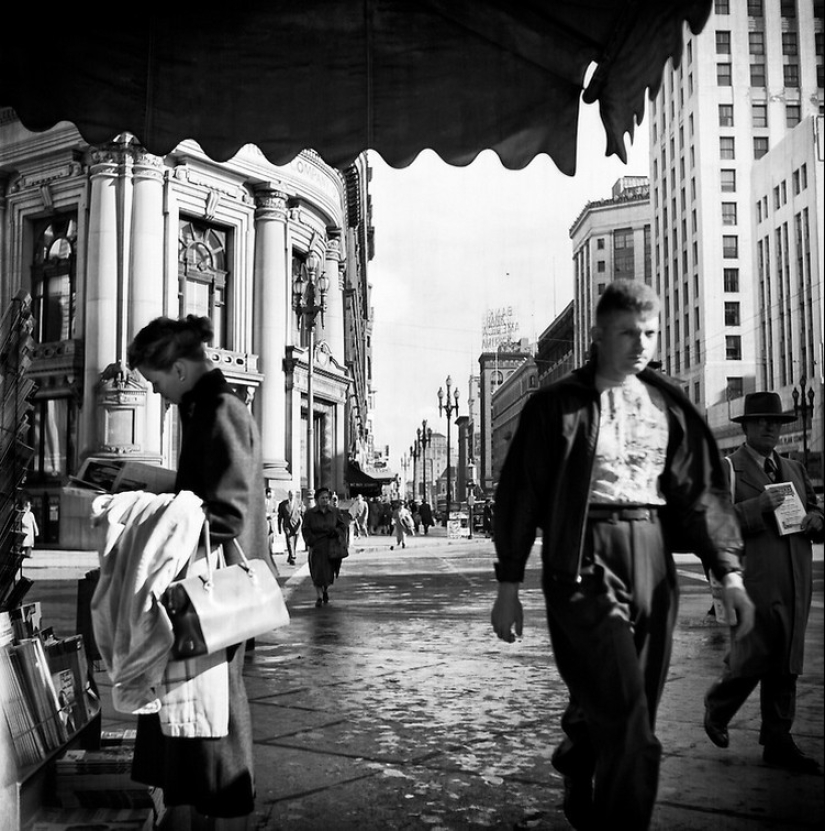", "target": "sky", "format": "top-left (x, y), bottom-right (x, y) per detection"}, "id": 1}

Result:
top-left (367, 102), bottom-right (650, 470)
